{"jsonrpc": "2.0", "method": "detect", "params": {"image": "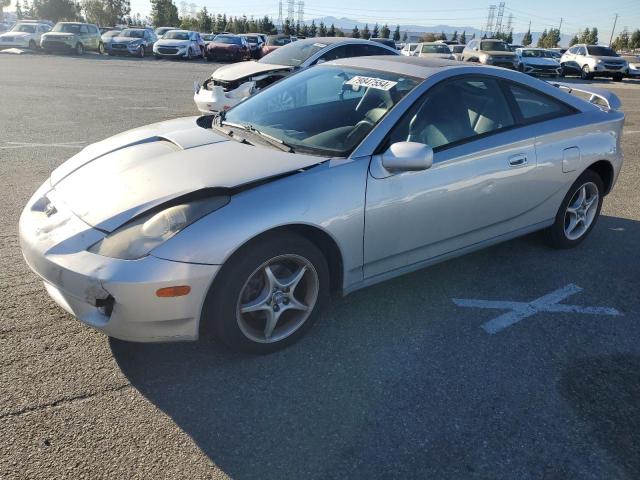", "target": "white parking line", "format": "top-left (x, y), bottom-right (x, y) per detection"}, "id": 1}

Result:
top-left (0, 141), bottom-right (85, 150)
top-left (623, 130), bottom-right (640, 135)
top-left (453, 284), bottom-right (622, 334)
